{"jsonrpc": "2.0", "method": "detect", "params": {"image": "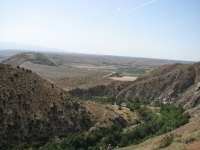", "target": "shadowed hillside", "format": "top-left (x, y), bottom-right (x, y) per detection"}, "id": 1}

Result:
top-left (2, 52), bottom-right (56, 66)
top-left (0, 63), bottom-right (91, 148)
